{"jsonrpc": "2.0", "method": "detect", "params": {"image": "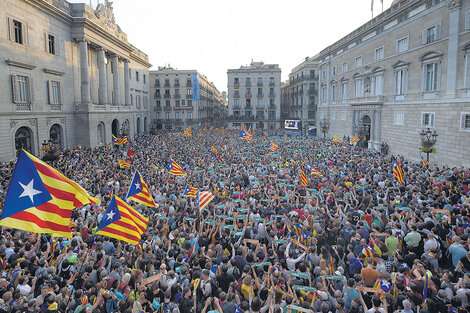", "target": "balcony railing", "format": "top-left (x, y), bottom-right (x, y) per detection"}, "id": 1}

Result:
top-left (164, 94), bottom-right (171, 99)
top-left (183, 106), bottom-right (193, 110)
top-left (164, 82), bottom-right (170, 87)
top-left (154, 82), bottom-right (160, 88)
top-left (174, 94), bottom-right (181, 99)
top-left (154, 94), bottom-right (161, 99)
top-left (308, 89), bottom-right (317, 95)
top-left (256, 105), bottom-right (264, 109)
top-left (174, 106), bottom-right (183, 111)
top-left (257, 93), bottom-right (263, 98)
top-left (269, 104), bottom-right (276, 109)
top-left (164, 106), bottom-right (171, 111)
top-left (257, 82), bottom-right (263, 86)
top-left (233, 105), bottom-right (241, 109)
top-left (269, 93), bottom-right (276, 98)
top-left (186, 81), bottom-right (192, 87)
top-left (245, 82), bottom-right (251, 87)
top-left (245, 93), bottom-right (252, 99)
top-left (154, 106), bottom-right (162, 111)
top-left (186, 94), bottom-right (193, 99)
top-left (234, 93), bottom-right (240, 98)
top-left (245, 105), bottom-right (252, 109)
top-left (174, 82), bottom-right (180, 87)
top-left (308, 104), bottom-right (317, 109)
